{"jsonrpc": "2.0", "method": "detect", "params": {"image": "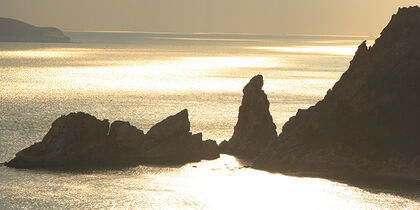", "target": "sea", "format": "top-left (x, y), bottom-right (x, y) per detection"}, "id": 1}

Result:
top-left (0, 32), bottom-right (418, 209)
